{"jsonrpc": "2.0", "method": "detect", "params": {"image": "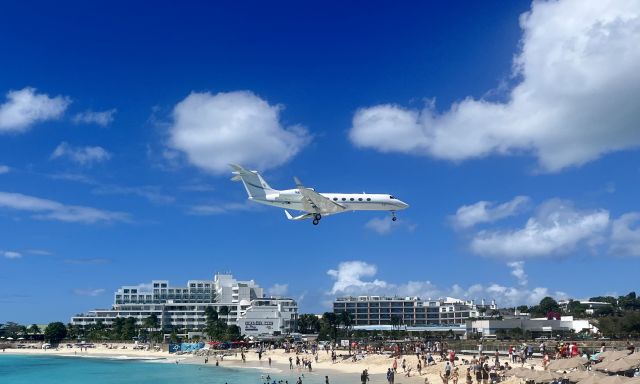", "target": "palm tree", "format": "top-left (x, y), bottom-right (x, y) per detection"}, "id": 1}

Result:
top-left (390, 315), bottom-right (402, 330)
top-left (29, 324), bottom-right (40, 339)
top-left (144, 314), bottom-right (160, 343)
top-left (219, 306), bottom-right (230, 325)
top-left (322, 312), bottom-right (338, 341)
